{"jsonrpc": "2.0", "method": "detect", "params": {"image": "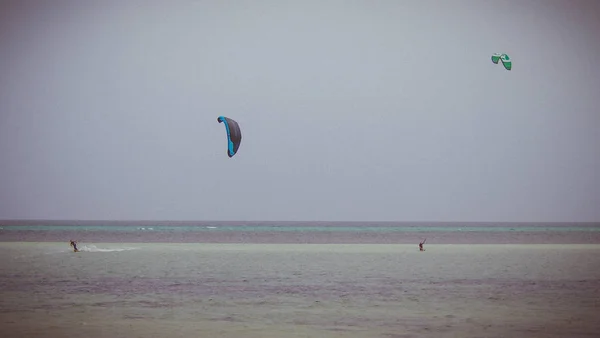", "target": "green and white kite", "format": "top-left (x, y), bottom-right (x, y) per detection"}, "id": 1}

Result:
top-left (491, 53), bottom-right (512, 71)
